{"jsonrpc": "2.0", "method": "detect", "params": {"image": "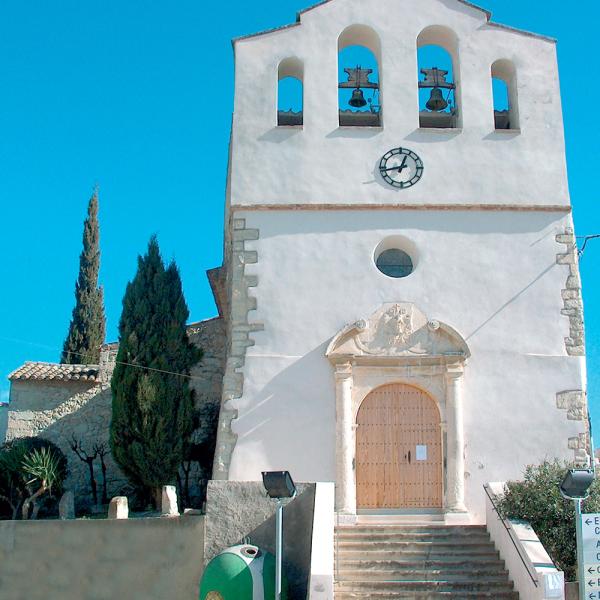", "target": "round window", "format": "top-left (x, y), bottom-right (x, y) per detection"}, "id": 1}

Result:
top-left (376, 248), bottom-right (414, 278)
